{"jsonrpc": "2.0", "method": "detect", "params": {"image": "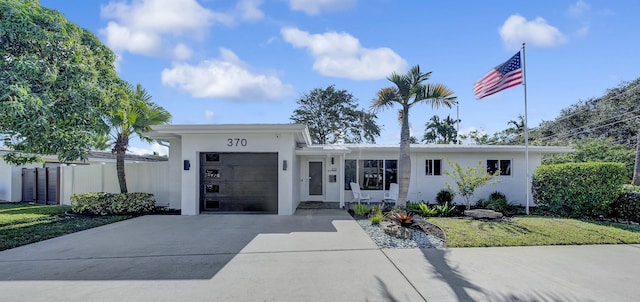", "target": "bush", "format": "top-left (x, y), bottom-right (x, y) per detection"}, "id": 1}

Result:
top-left (71, 192), bottom-right (156, 215)
top-left (610, 185), bottom-right (640, 223)
top-left (352, 203), bottom-right (370, 216)
top-left (407, 201), bottom-right (437, 216)
top-left (532, 162), bottom-right (628, 218)
top-left (485, 191), bottom-right (518, 215)
top-left (436, 189), bottom-right (455, 206)
top-left (370, 213), bottom-right (383, 225)
top-left (434, 202), bottom-right (456, 217)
